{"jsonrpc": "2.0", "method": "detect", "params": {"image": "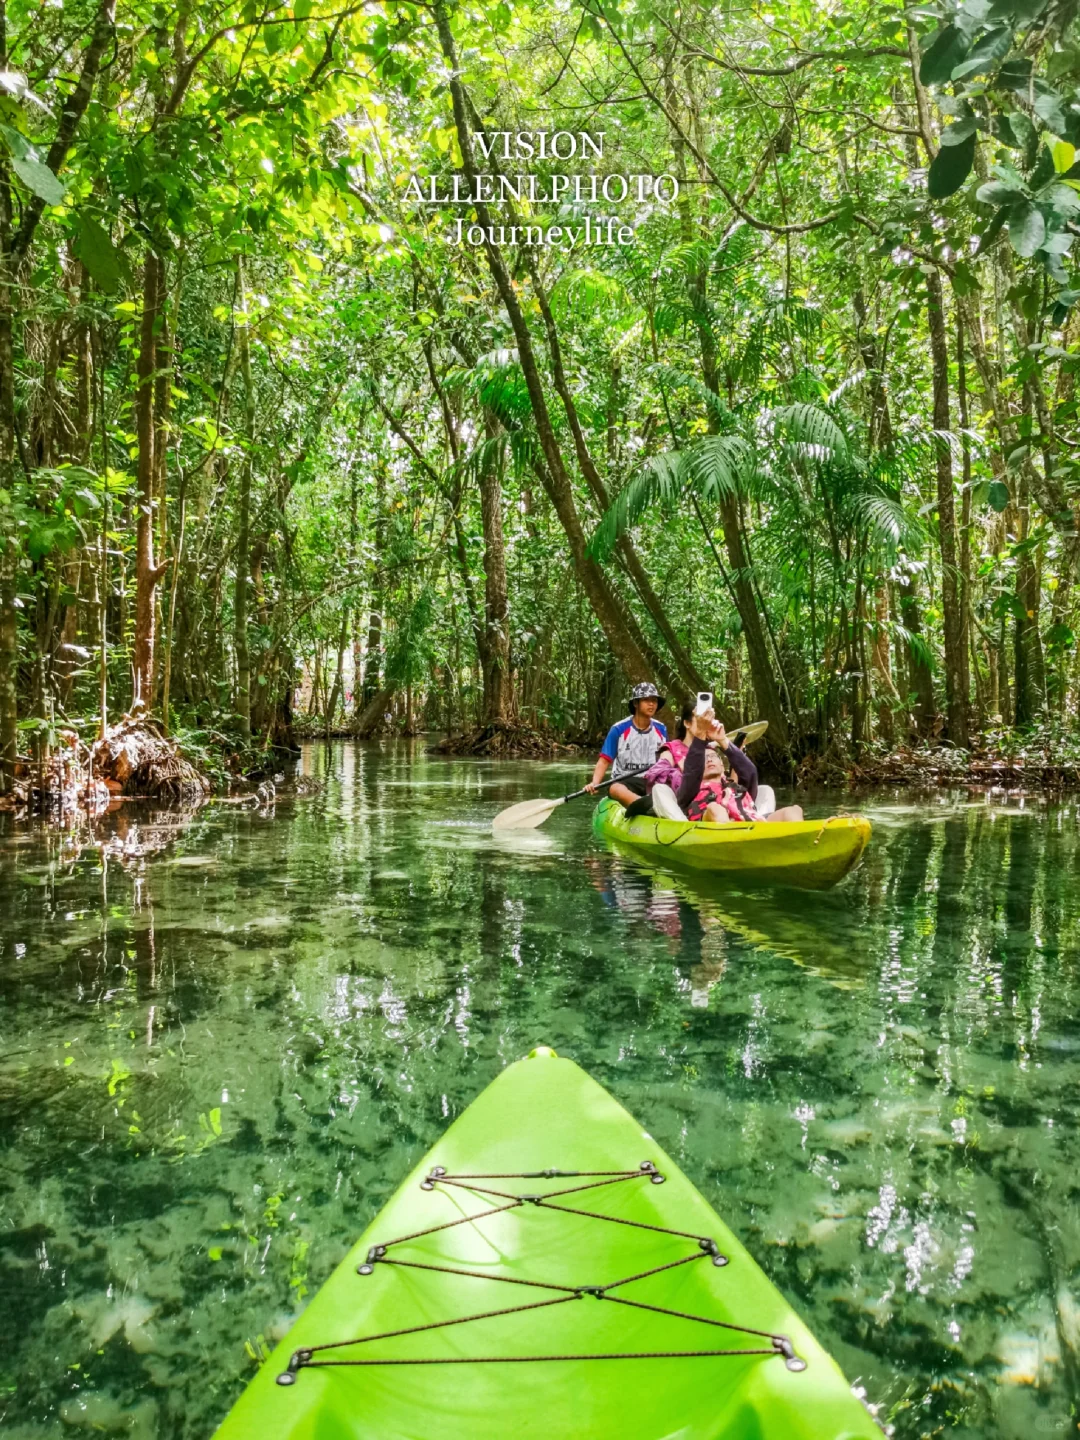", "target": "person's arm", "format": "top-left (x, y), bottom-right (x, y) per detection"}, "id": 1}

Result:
top-left (585, 753), bottom-right (612, 794)
top-left (724, 742), bottom-right (758, 800)
top-left (675, 737), bottom-right (708, 810)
